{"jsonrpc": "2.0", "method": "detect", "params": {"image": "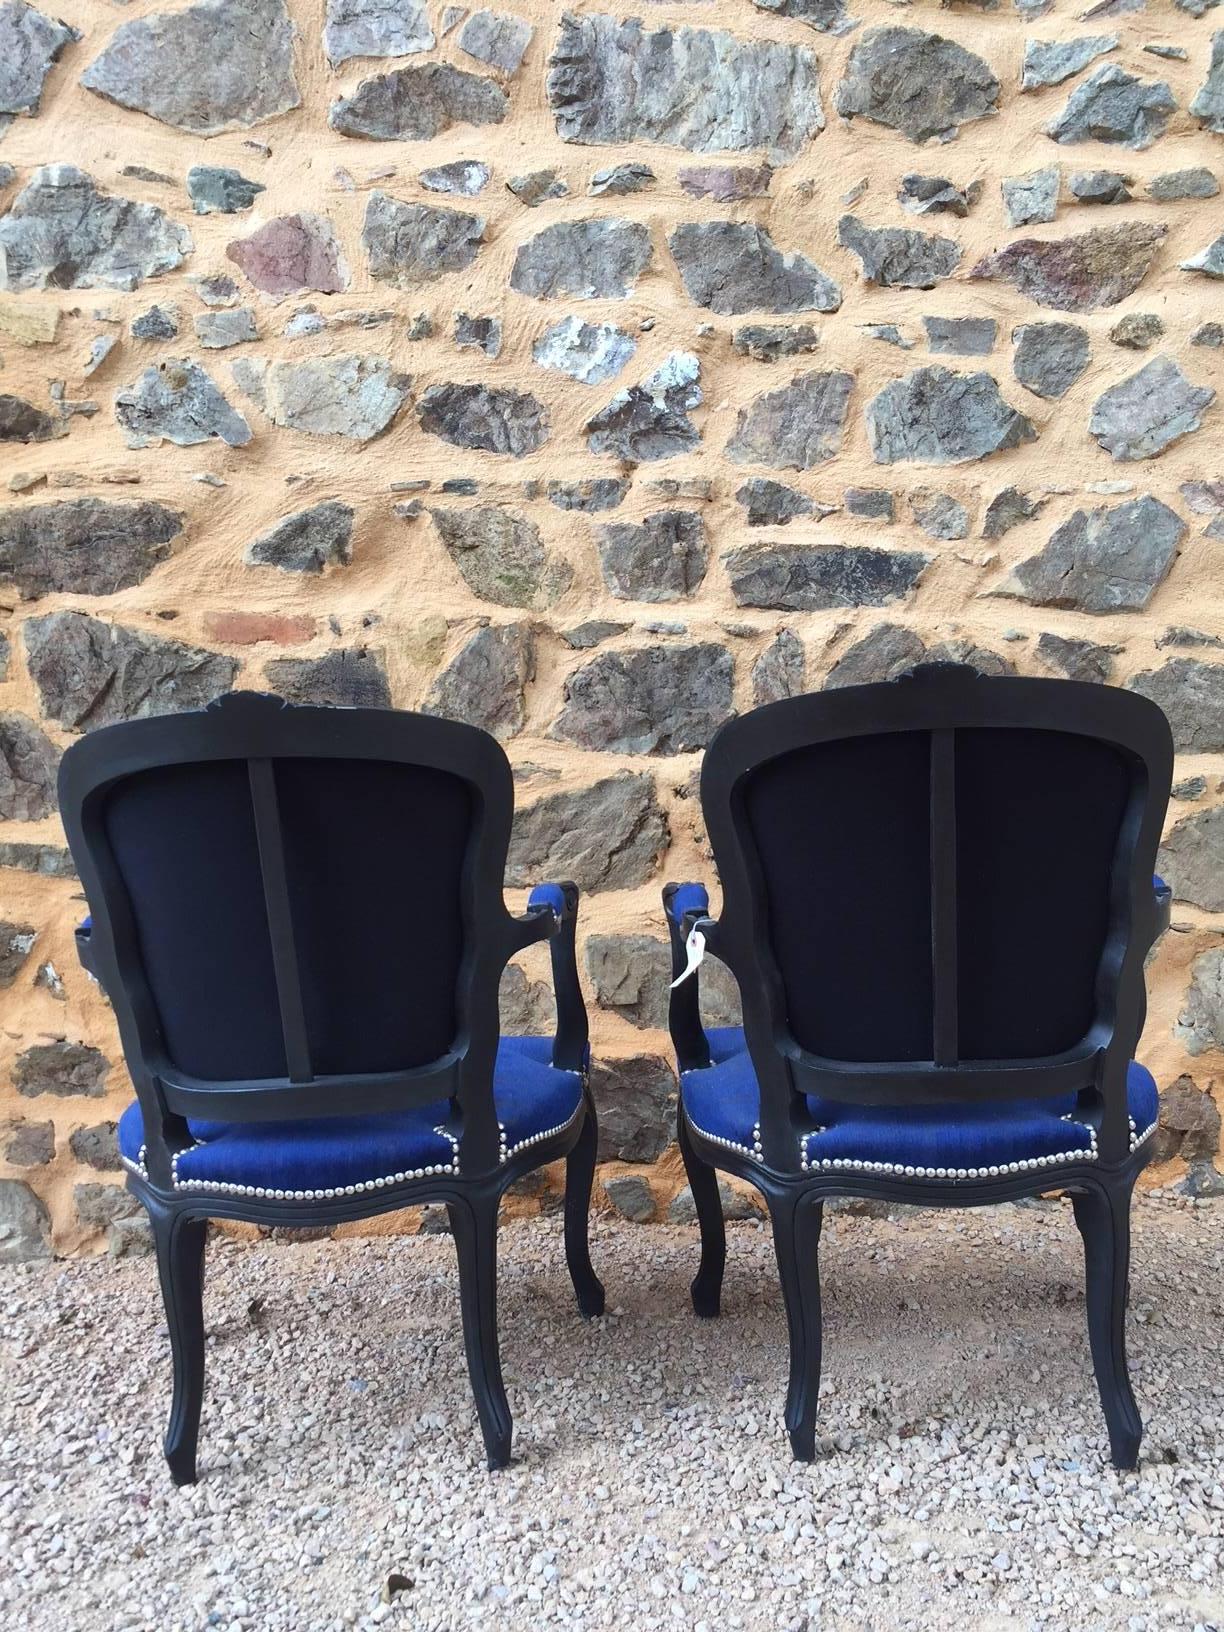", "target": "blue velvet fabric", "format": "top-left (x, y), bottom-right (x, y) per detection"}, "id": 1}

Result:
top-left (118, 1036), bottom-right (582, 1191)
top-left (667, 883), bottom-right (710, 925)
top-left (680, 1028), bottom-right (1159, 1172)
top-left (527, 882), bottom-right (566, 918)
